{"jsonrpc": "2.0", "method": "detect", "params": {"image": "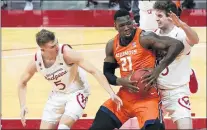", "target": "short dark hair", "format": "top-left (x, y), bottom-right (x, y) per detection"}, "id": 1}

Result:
top-left (153, 0), bottom-right (178, 17)
top-left (36, 29), bottom-right (55, 46)
top-left (114, 9), bottom-right (130, 21)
